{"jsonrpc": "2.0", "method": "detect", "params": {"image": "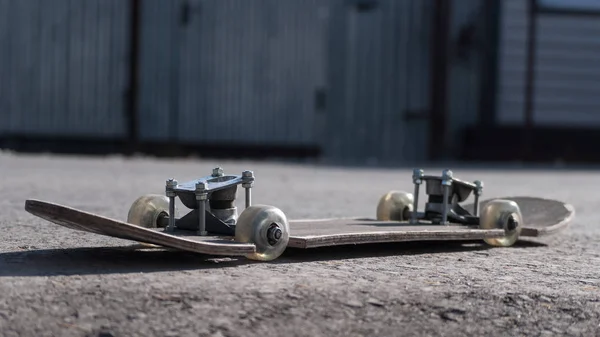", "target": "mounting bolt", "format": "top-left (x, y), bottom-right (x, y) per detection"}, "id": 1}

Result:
top-left (474, 180), bottom-right (483, 196)
top-left (212, 167), bottom-right (224, 177)
top-left (242, 170), bottom-right (254, 186)
top-left (165, 178), bottom-right (178, 231)
top-left (440, 169), bottom-right (453, 225)
top-left (166, 178), bottom-right (178, 196)
top-left (195, 181), bottom-right (208, 236)
top-left (411, 169), bottom-right (424, 224)
top-left (441, 169), bottom-right (453, 186)
top-left (242, 170), bottom-right (254, 208)
top-left (195, 182), bottom-right (208, 200)
top-left (412, 169), bottom-right (424, 185)
top-left (473, 180), bottom-right (483, 216)
top-left (267, 224), bottom-right (283, 245)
